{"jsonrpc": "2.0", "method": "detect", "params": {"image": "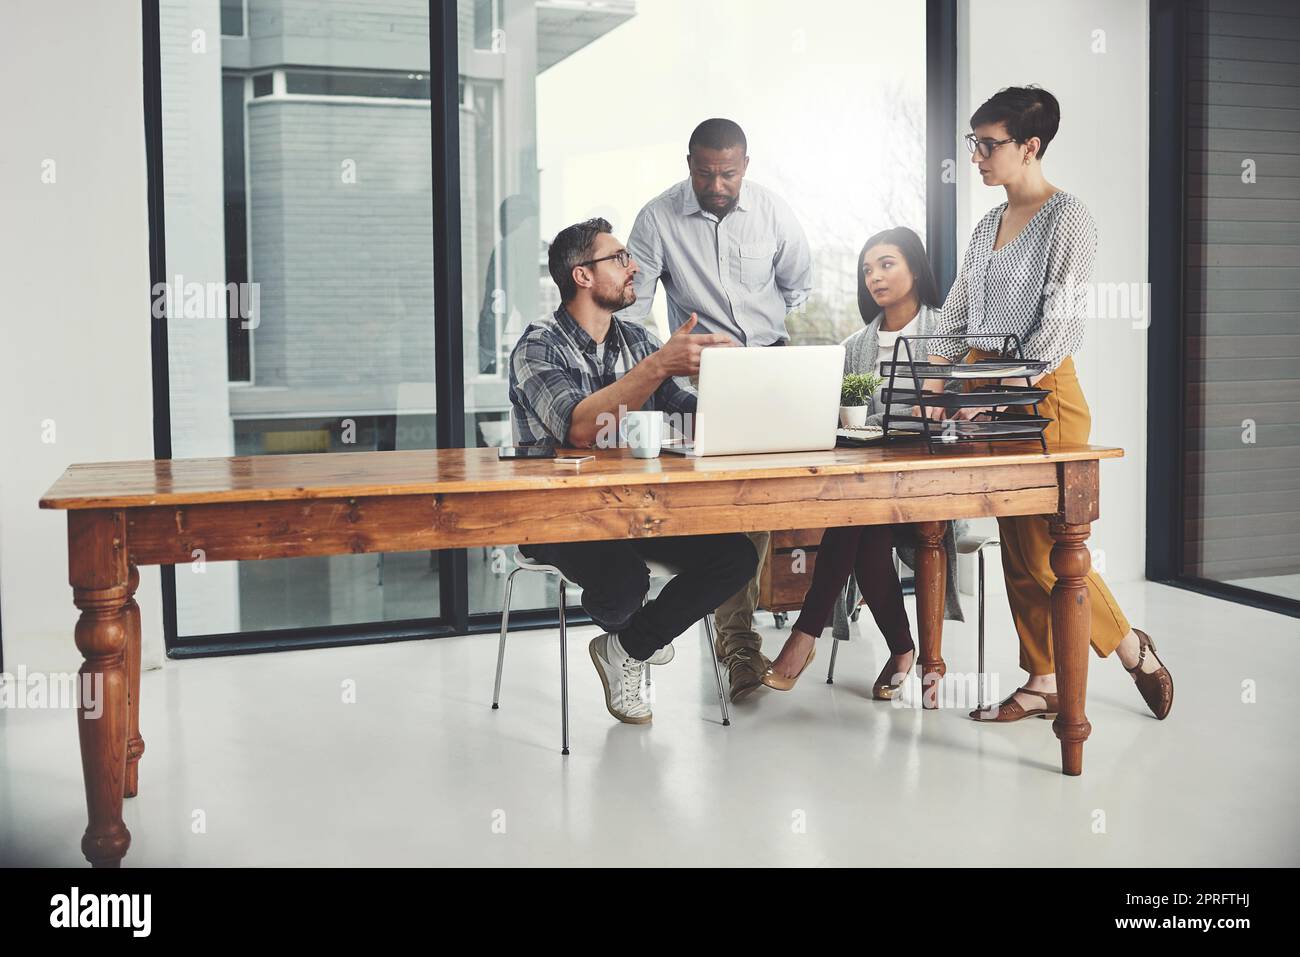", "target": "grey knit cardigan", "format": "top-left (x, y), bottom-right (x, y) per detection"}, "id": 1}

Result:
top-left (830, 305), bottom-right (966, 641)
